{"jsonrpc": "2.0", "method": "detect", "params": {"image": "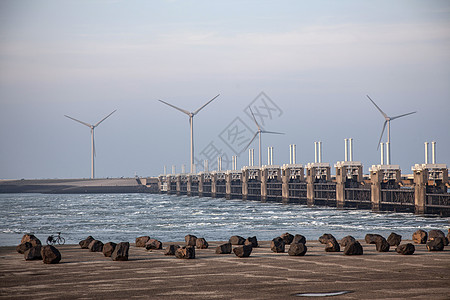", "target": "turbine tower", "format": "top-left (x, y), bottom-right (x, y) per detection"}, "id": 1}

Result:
top-left (366, 95), bottom-right (416, 164)
top-left (65, 110), bottom-right (116, 179)
top-left (159, 94), bottom-right (220, 173)
top-left (244, 107), bottom-right (284, 167)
